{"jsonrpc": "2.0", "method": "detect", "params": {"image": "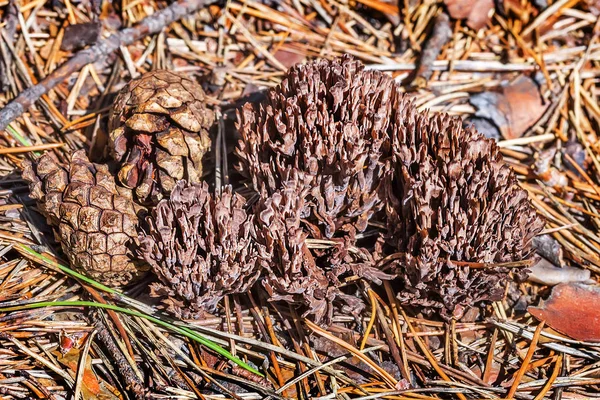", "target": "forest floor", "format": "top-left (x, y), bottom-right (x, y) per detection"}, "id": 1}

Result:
top-left (1, 0), bottom-right (600, 399)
